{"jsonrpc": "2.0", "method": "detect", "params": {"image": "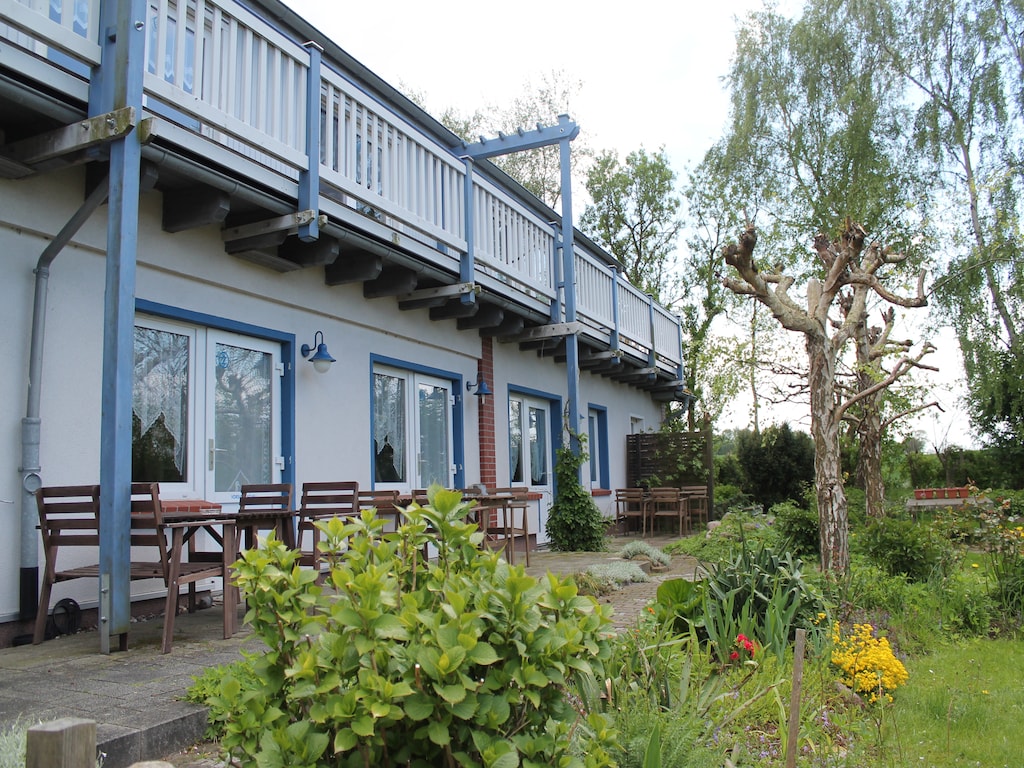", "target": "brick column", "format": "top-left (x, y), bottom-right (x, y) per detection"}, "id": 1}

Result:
top-left (478, 336), bottom-right (497, 489)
